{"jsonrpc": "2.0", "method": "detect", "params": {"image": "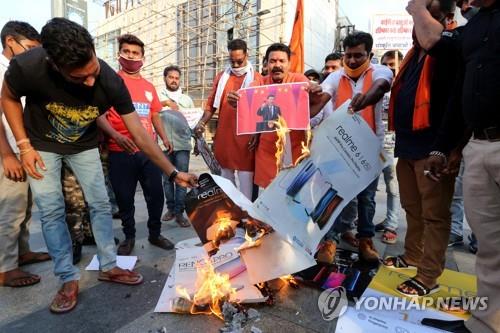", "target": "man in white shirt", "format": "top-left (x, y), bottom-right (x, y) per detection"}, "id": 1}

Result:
top-left (310, 31), bottom-right (393, 263)
top-left (0, 21), bottom-right (50, 287)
